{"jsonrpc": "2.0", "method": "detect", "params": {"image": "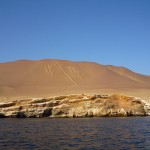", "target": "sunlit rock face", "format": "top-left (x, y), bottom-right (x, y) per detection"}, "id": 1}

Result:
top-left (0, 94), bottom-right (147, 118)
